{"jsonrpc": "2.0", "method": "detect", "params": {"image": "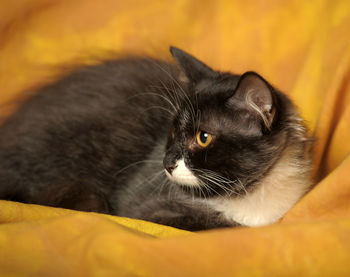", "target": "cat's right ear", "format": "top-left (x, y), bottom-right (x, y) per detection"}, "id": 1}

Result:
top-left (170, 46), bottom-right (216, 83)
top-left (229, 72), bottom-right (277, 130)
